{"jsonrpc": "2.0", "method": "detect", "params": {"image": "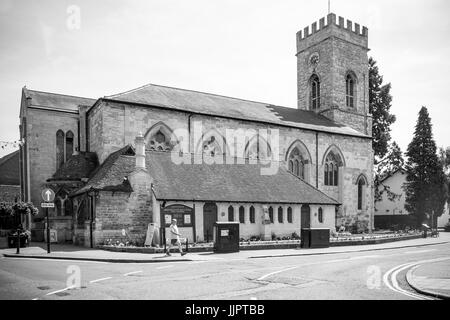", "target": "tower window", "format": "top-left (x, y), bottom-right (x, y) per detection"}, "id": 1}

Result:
top-left (346, 73), bottom-right (355, 108)
top-left (310, 74), bottom-right (320, 110)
